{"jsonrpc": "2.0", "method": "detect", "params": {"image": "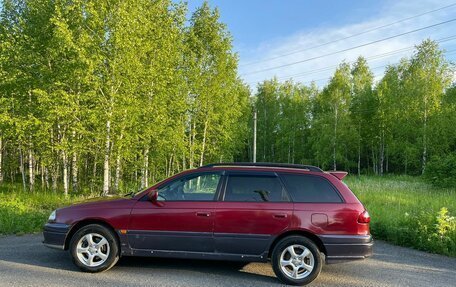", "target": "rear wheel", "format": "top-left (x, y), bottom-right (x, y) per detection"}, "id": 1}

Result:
top-left (69, 224), bottom-right (119, 272)
top-left (271, 236), bottom-right (322, 285)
